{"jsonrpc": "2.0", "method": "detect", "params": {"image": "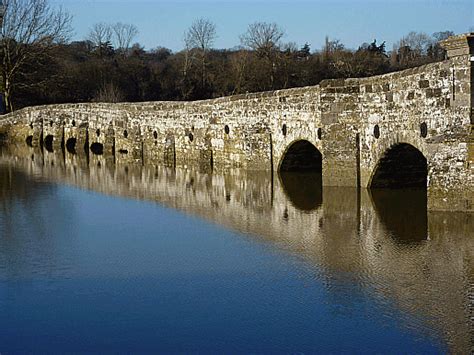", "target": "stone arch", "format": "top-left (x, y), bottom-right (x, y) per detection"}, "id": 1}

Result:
top-left (369, 143), bottom-right (427, 188)
top-left (279, 139), bottom-right (323, 172)
top-left (90, 142), bottom-right (104, 155)
top-left (43, 135), bottom-right (54, 152)
top-left (66, 137), bottom-right (77, 154)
